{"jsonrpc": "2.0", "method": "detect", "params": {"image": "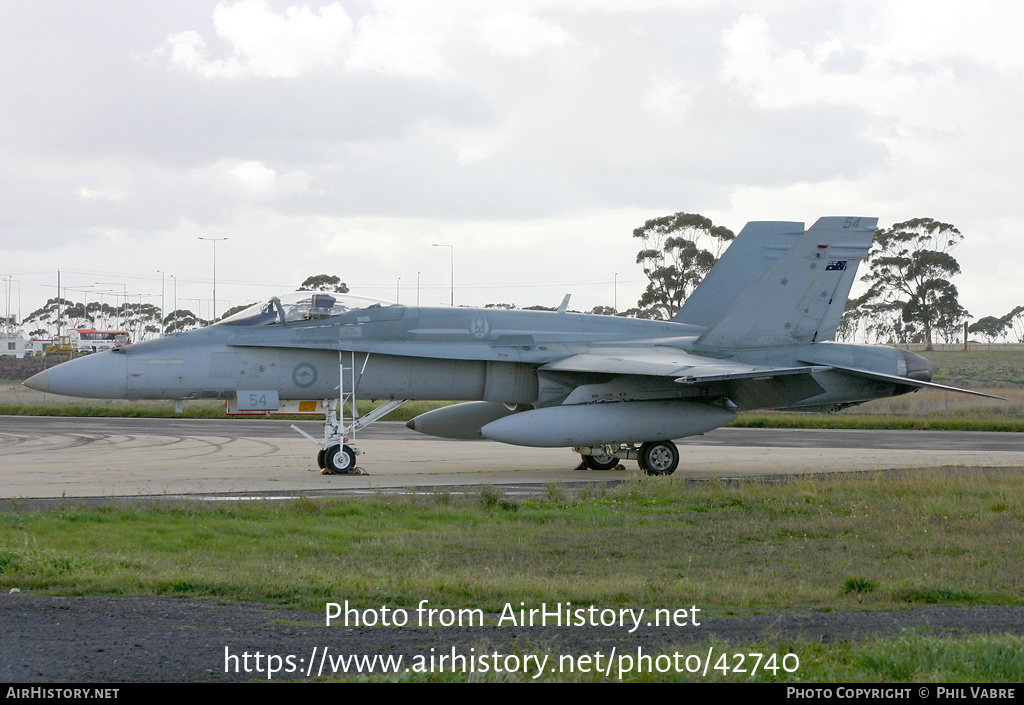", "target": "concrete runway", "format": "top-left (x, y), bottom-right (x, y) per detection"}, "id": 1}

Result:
top-left (2, 415), bottom-right (1023, 500)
